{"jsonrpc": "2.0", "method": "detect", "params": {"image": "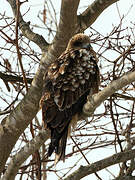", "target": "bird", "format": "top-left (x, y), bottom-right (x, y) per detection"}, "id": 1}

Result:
top-left (40, 33), bottom-right (100, 163)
